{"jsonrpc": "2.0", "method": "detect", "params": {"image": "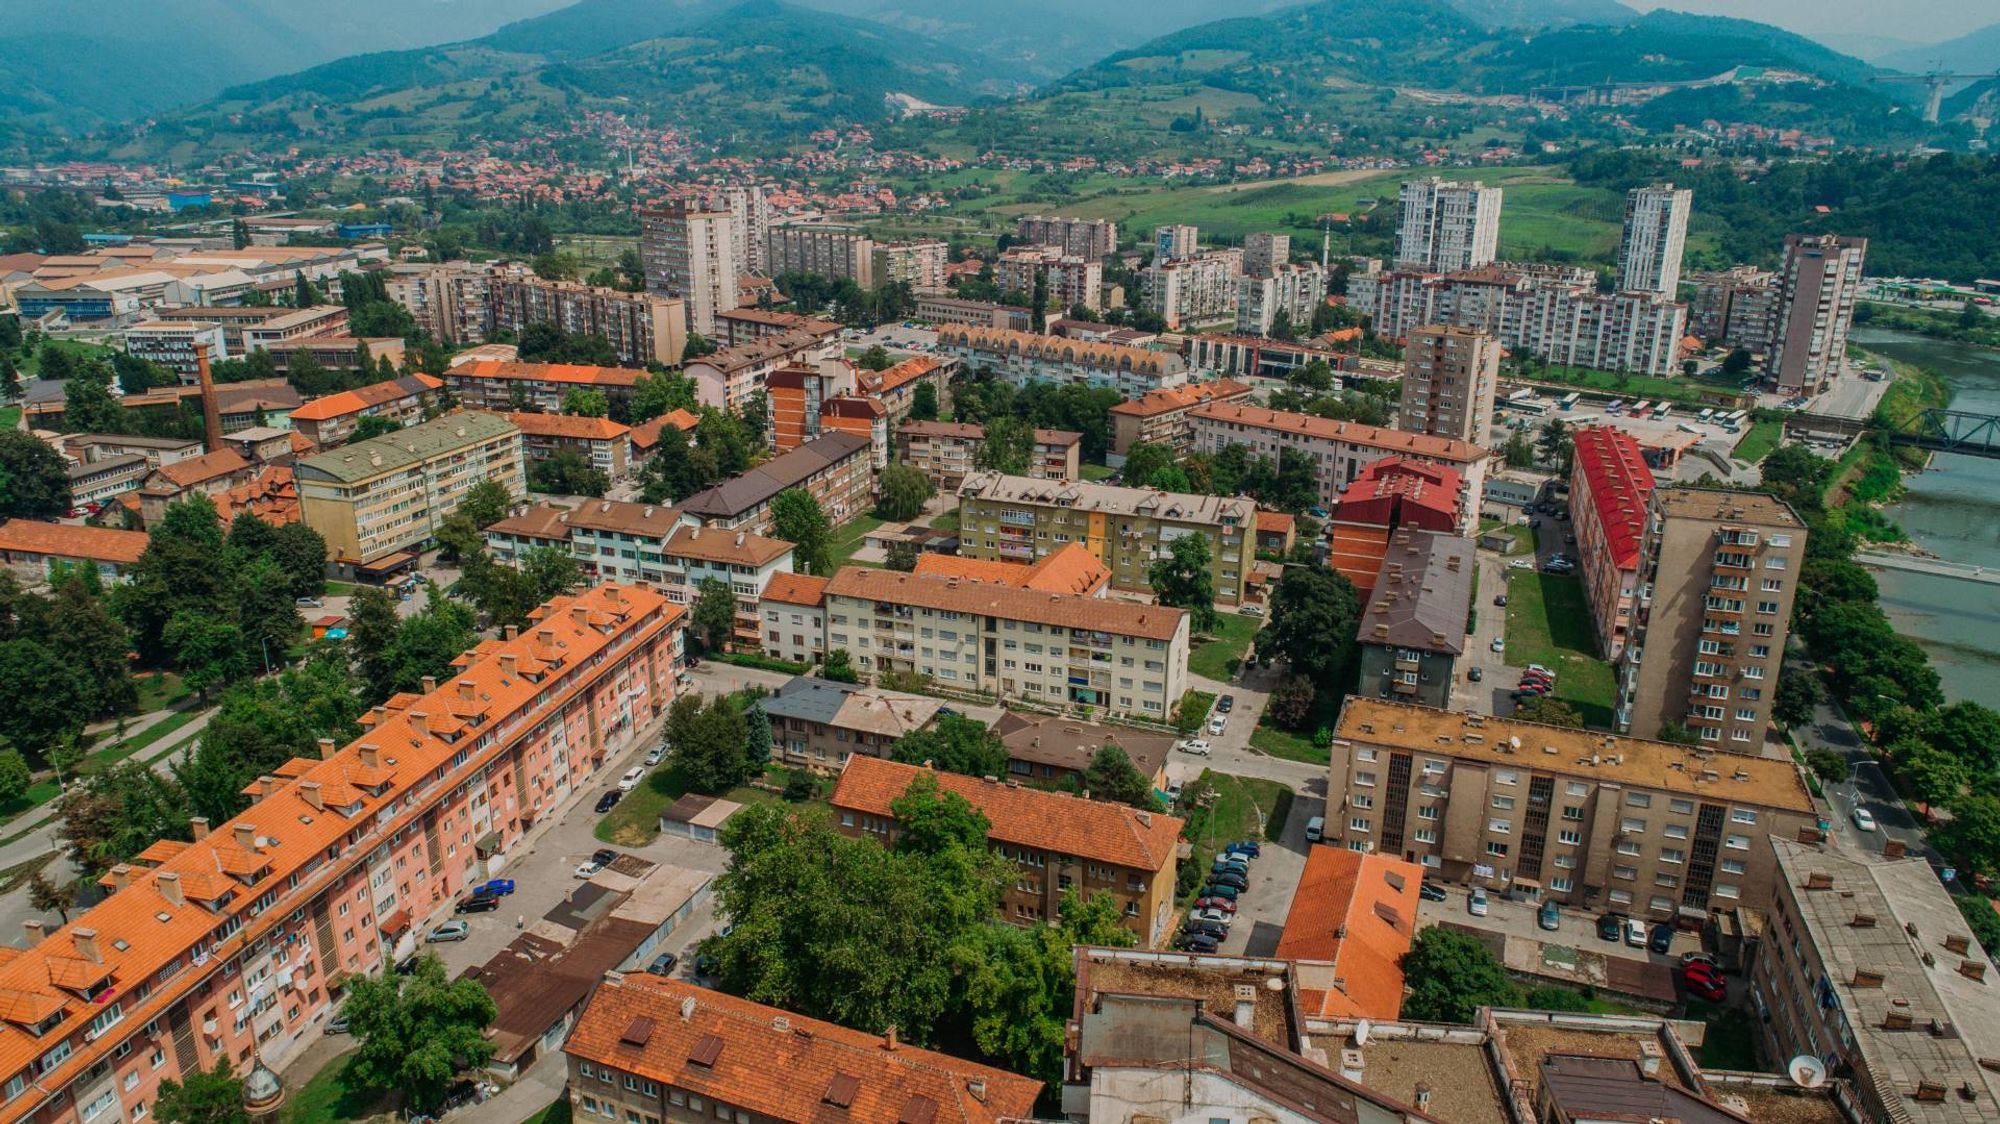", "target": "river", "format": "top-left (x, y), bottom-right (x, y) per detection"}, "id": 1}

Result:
top-left (1853, 328), bottom-right (2000, 704)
